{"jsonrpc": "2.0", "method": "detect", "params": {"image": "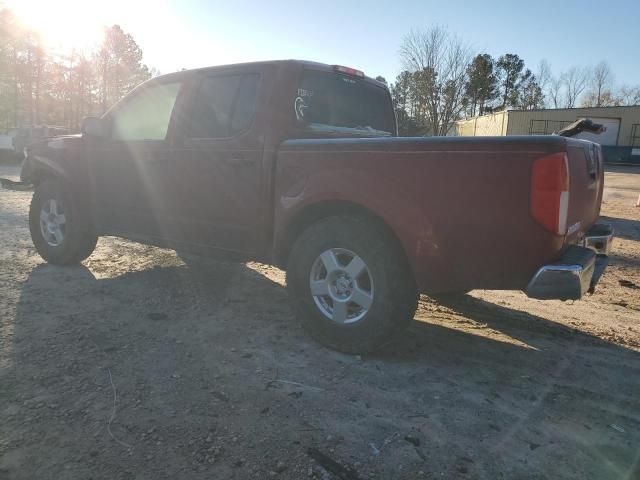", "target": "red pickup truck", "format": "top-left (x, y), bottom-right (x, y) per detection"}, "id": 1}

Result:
top-left (21, 60), bottom-right (613, 353)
